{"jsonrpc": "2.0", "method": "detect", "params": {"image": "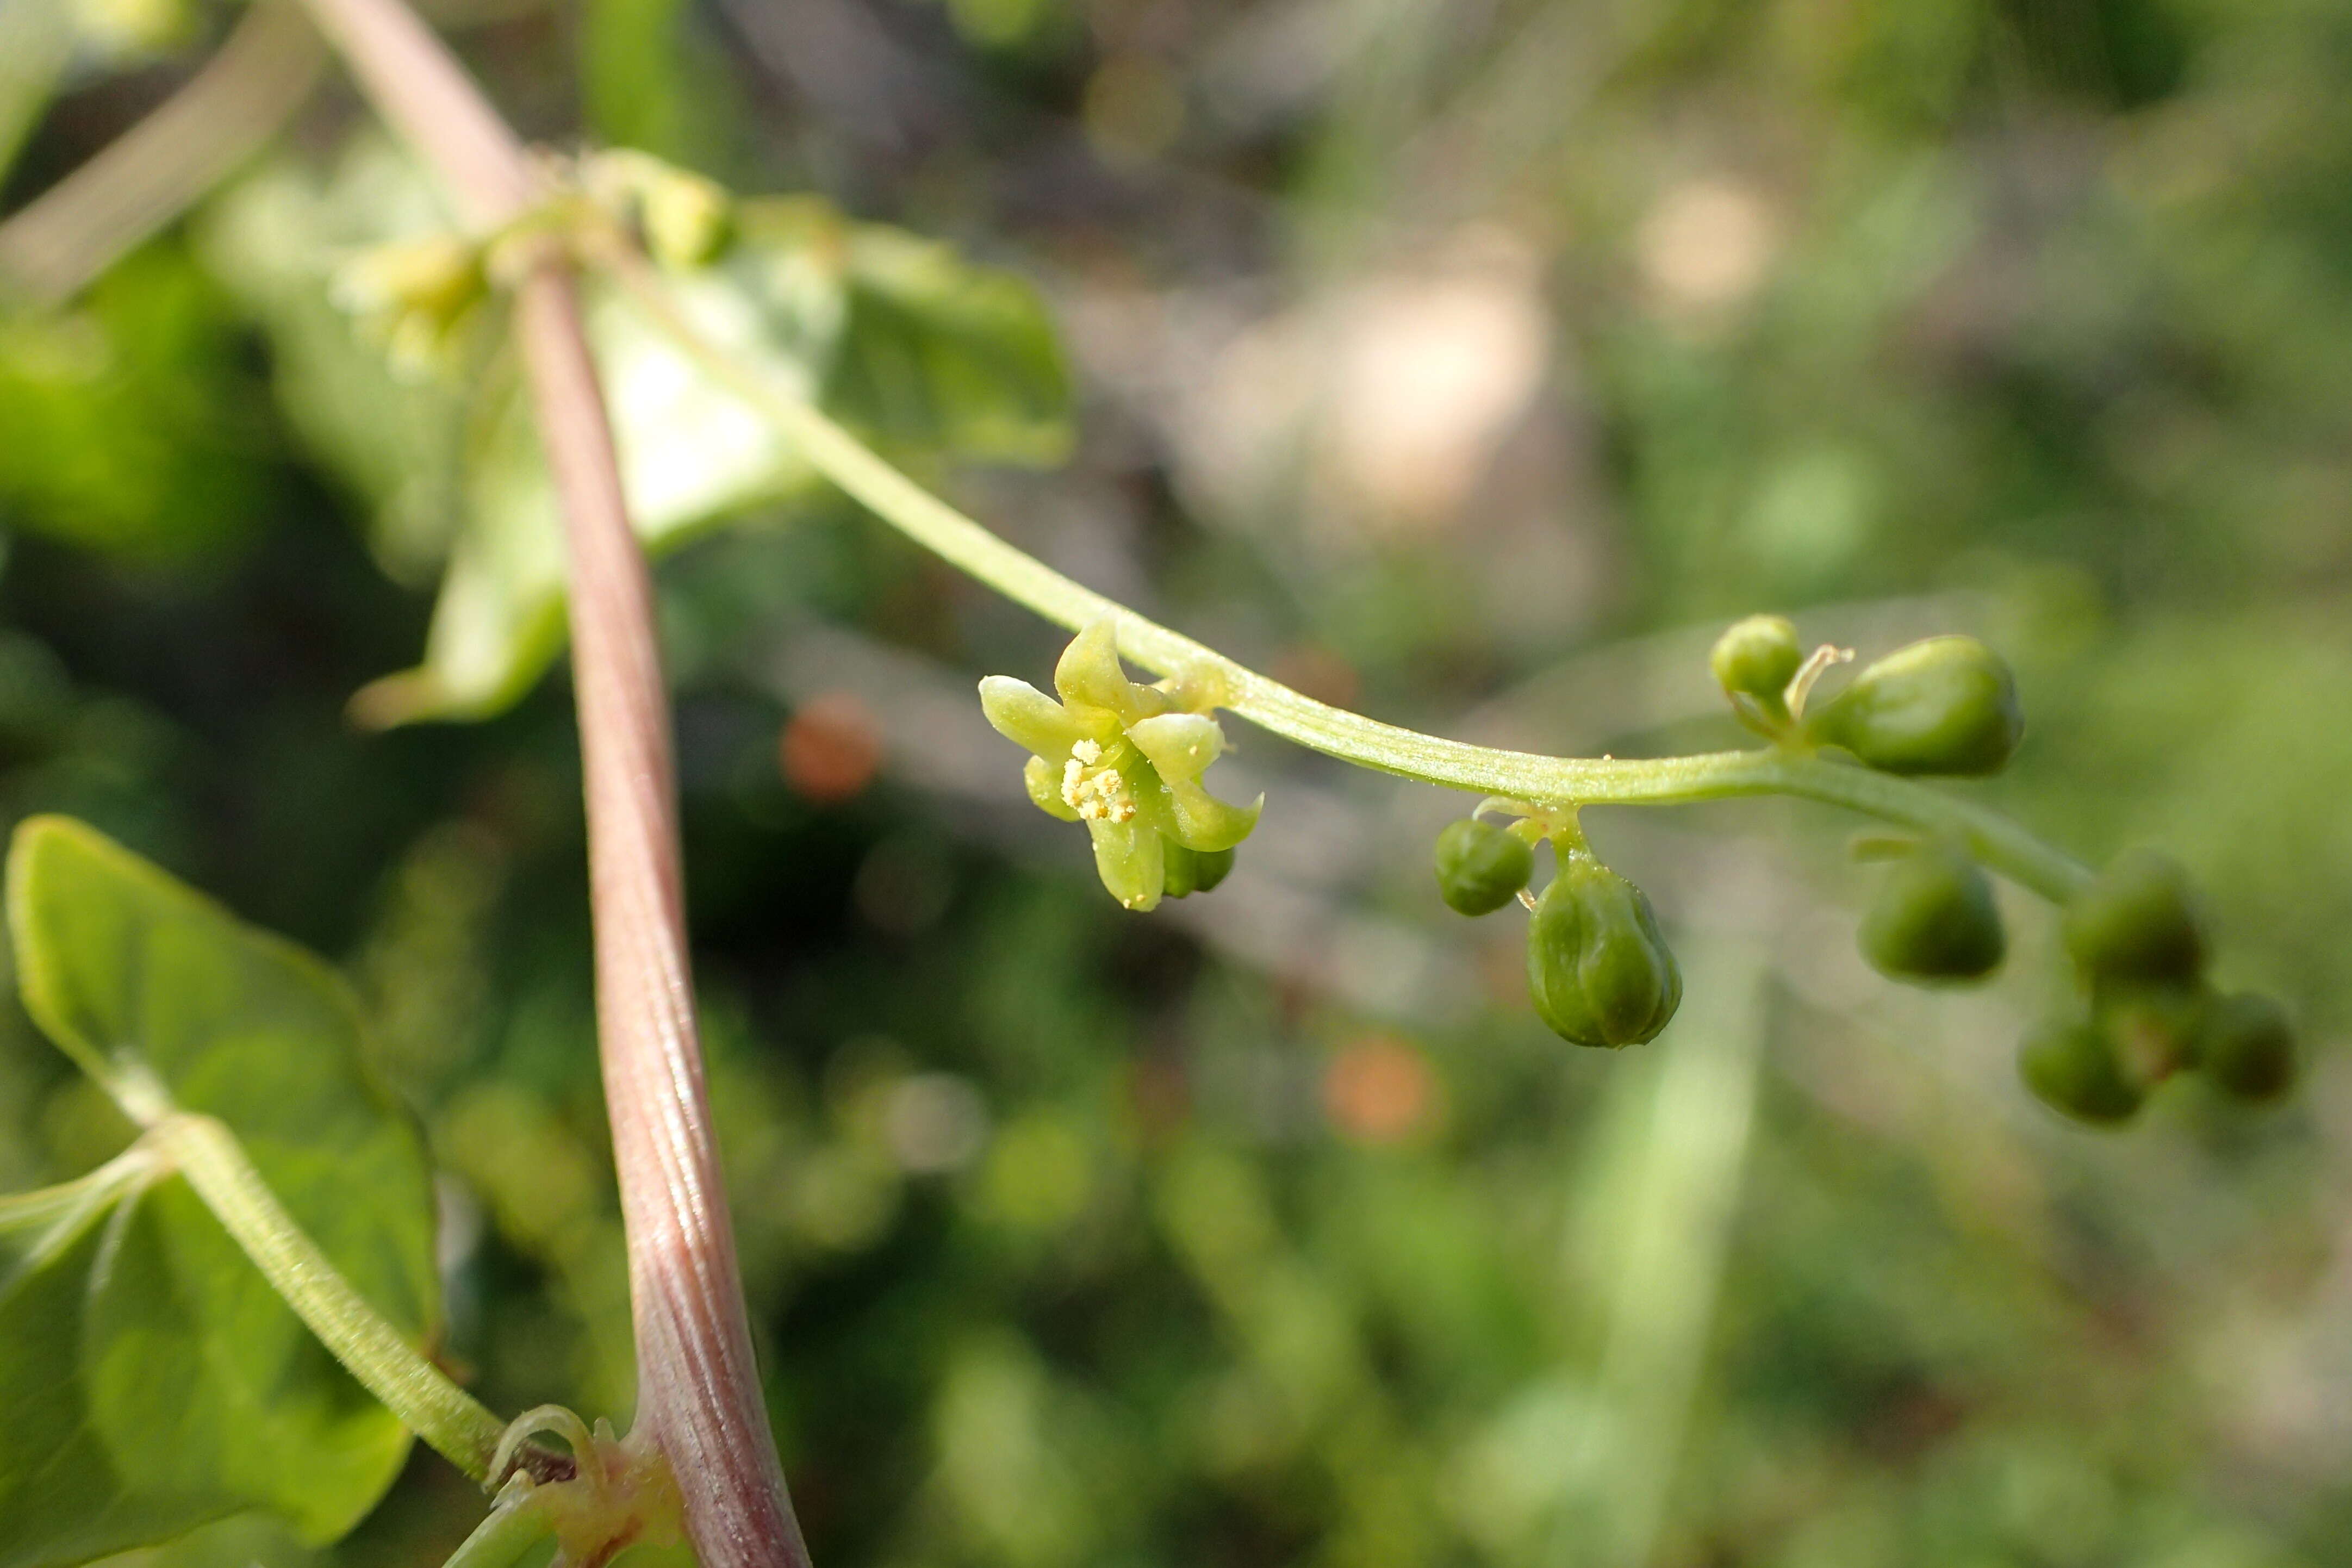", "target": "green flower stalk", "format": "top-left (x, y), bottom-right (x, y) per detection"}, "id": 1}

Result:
top-left (981, 620), bottom-right (1262, 911)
